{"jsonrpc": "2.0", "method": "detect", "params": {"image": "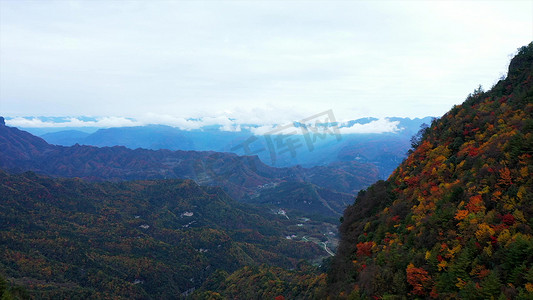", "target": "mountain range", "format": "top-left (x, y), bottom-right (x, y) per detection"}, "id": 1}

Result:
top-left (1, 41), bottom-right (531, 300)
top-left (0, 123), bottom-right (382, 218)
top-left (29, 116), bottom-right (432, 177)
